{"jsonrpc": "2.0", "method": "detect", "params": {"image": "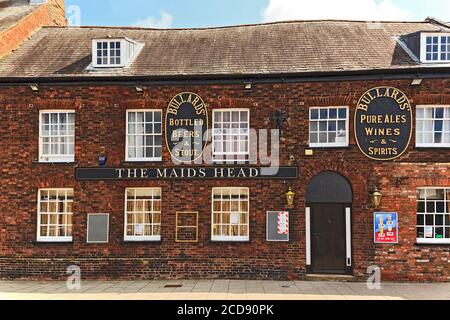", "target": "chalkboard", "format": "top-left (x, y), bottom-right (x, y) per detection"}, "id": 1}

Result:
top-left (266, 211), bottom-right (289, 242)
